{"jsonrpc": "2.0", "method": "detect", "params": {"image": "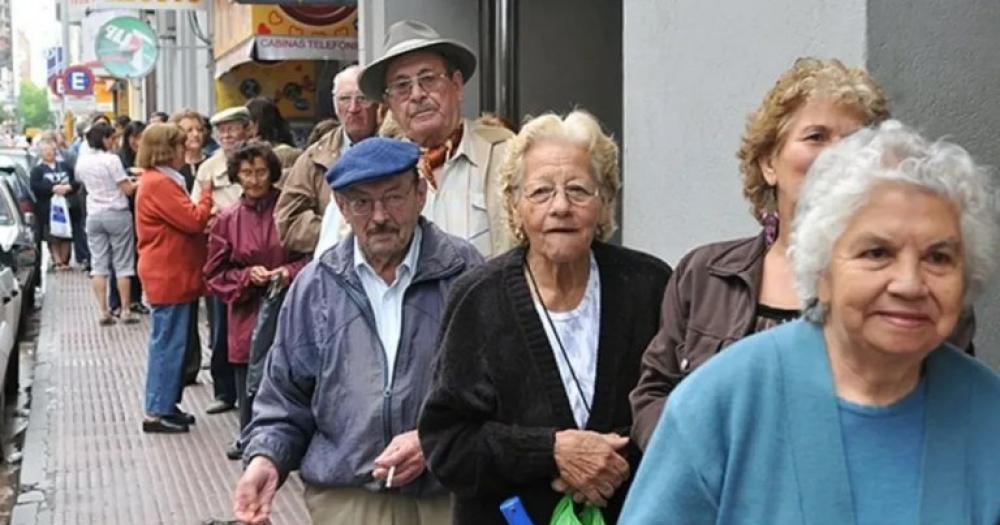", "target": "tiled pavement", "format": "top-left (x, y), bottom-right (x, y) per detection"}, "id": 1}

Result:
top-left (12, 271), bottom-right (310, 524)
